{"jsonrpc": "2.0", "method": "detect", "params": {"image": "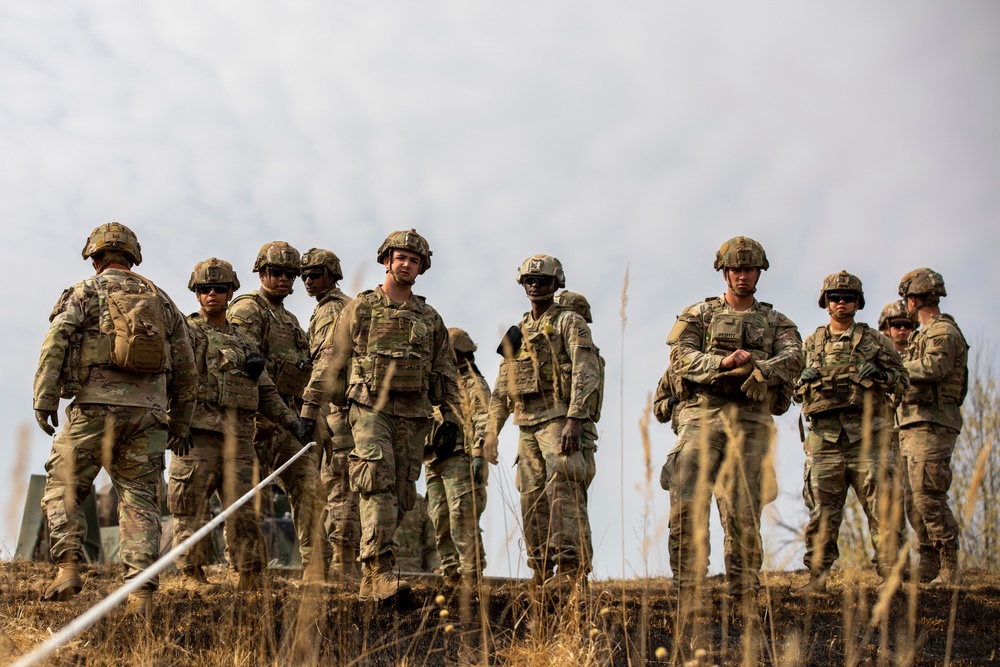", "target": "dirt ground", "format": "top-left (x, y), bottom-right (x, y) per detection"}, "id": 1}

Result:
top-left (1, 561), bottom-right (998, 666)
